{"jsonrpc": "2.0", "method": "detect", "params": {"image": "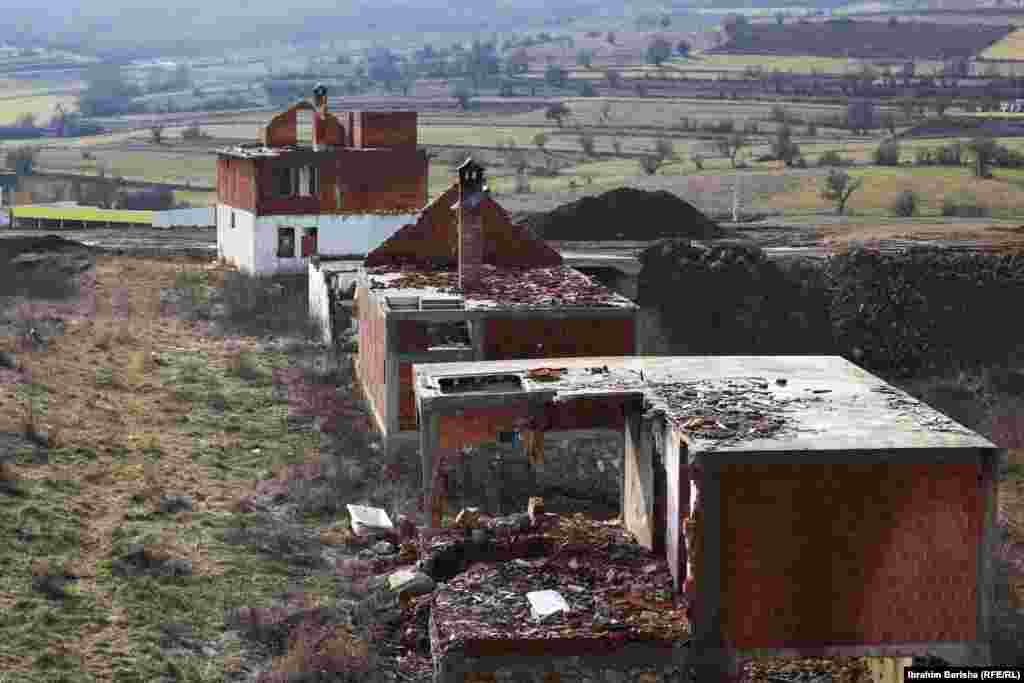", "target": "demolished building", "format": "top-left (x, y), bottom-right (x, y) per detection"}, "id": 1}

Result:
top-left (413, 355), bottom-right (1001, 681)
top-left (313, 159), bottom-right (639, 469)
top-left (216, 85), bottom-right (428, 275)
